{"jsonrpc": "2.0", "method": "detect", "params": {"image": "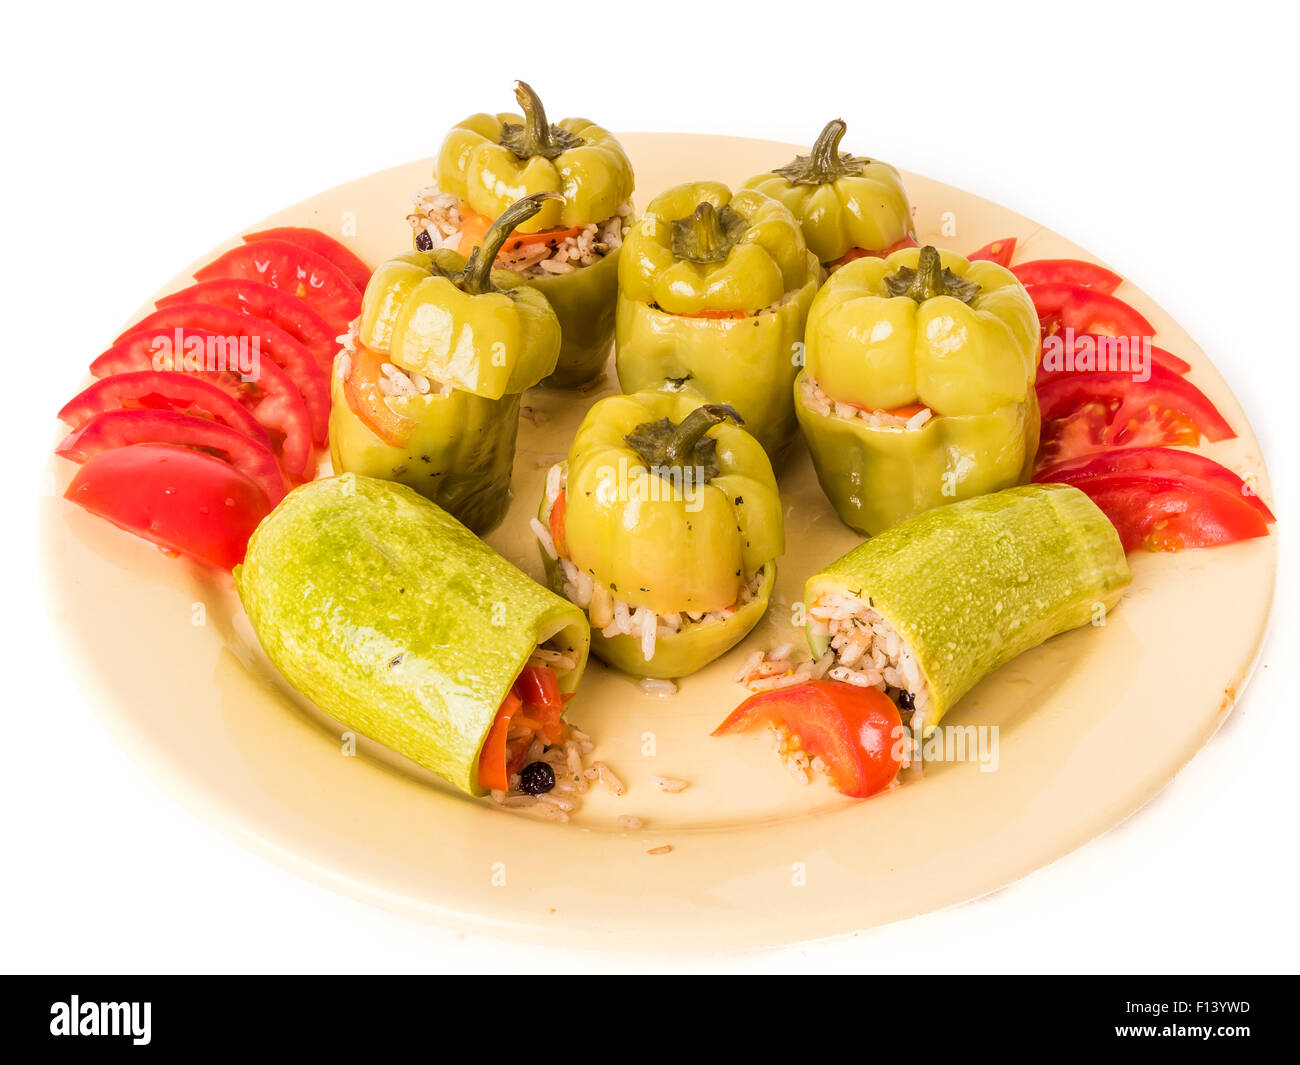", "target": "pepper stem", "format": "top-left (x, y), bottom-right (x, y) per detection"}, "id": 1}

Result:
top-left (884, 245), bottom-right (982, 305)
top-left (498, 81), bottom-right (585, 160)
top-left (461, 191), bottom-right (562, 295)
top-left (810, 119), bottom-right (848, 177)
top-left (663, 404), bottom-right (742, 467)
top-left (691, 204), bottom-right (725, 259)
